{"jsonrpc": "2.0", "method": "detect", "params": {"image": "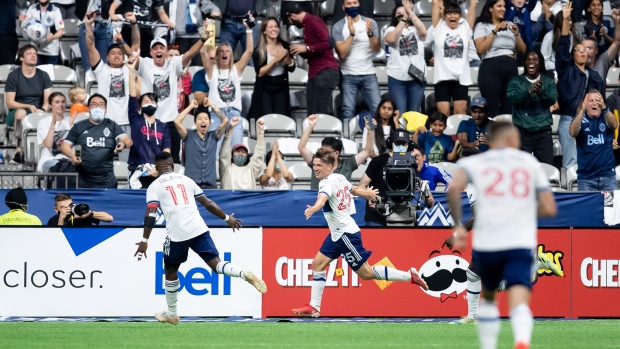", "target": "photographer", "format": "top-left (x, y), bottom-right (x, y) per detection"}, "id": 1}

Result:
top-left (47, 193), bottom-right (114, 226)
top-left (357, 129), bottom-right (441, 226)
